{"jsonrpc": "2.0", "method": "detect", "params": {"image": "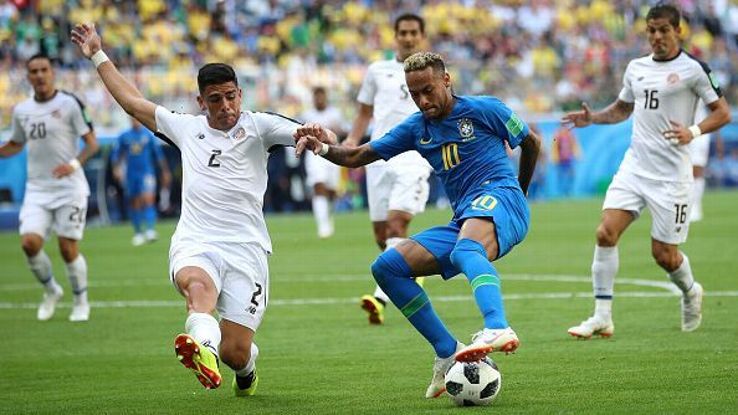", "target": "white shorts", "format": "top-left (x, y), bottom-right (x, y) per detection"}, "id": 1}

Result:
top-left (305, 152), bottom-right (340, 189)
top-left (603, 169), bottom-right (692, 245)
top-left (688, 133), bottom-right (710, 168)
top-left (366, 164), bottom-right (431, 222)
top-left (169, 240), bottom-right (270, 331)
top-left (19, 191), bottom-right (88, 240)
